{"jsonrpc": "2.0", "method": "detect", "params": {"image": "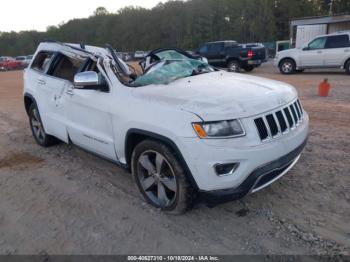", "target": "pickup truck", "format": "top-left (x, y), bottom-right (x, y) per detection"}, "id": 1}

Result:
top-left (0, 56), bottom-right (23, 71)
top-left (196, 41), bottom-right (267, 72)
